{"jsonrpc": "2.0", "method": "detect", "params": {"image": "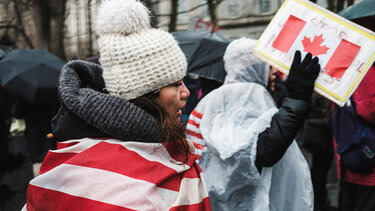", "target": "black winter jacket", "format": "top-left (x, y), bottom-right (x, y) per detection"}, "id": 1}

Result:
top-left (255, 97), bottom-right (310, 171)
